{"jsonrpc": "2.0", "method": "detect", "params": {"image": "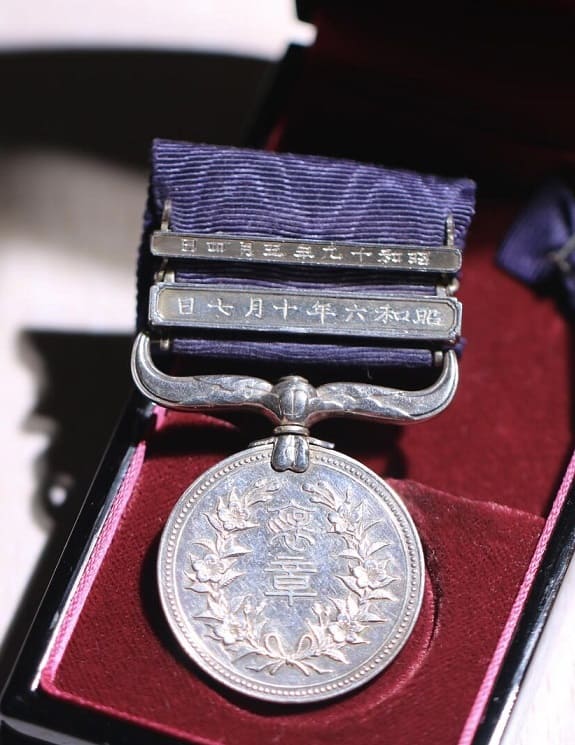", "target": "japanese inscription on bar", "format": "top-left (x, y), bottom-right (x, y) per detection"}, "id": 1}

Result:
top-left (152, 232), bottom-right (462, 274)
top-left (150, 284), bottom-right (461, 342)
